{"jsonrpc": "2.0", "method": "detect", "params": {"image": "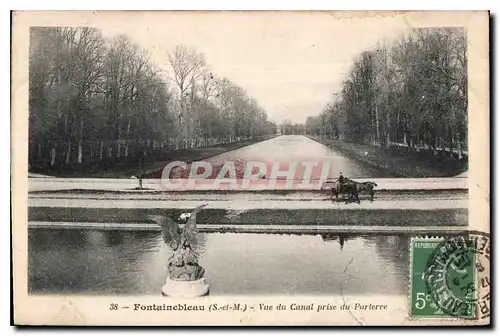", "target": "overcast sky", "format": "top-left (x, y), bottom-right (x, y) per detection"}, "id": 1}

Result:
top-left (95, 12), bottom-right (410, 124)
